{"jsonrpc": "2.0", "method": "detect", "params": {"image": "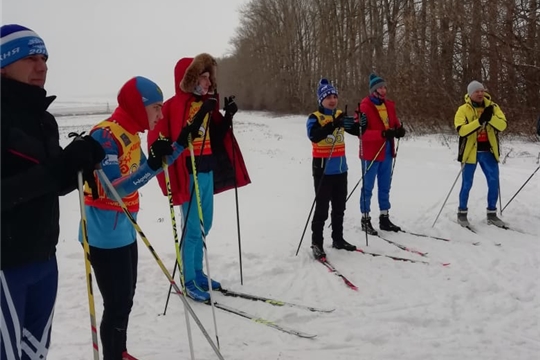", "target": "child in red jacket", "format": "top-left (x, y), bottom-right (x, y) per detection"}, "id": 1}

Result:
top-left (356, 74), bottom-right (405, 235)
top-left (148, 53), bottom-right (250, 302)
